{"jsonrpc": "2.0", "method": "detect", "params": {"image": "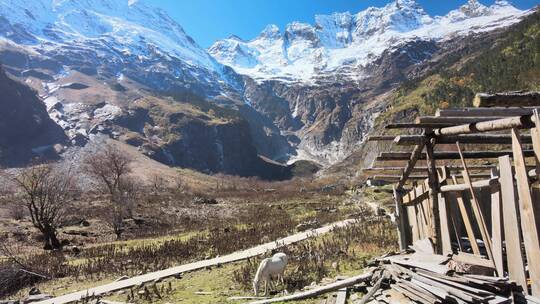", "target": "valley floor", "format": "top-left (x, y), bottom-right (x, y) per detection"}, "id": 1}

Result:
top-left (0, 173), bottom-right (397, 303)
